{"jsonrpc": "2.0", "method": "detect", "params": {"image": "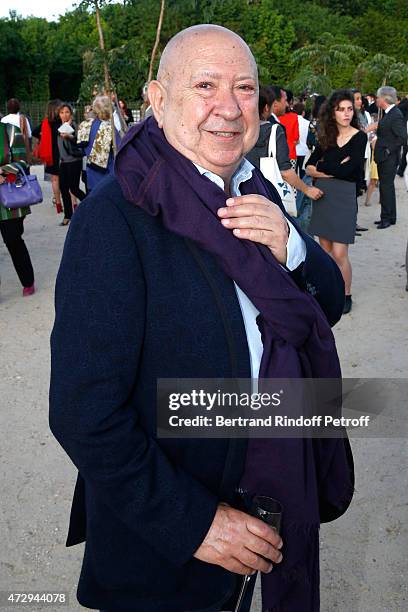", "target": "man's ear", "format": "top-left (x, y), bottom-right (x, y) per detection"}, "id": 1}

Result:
top-left (148, 80), bottom-right (166, 127)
